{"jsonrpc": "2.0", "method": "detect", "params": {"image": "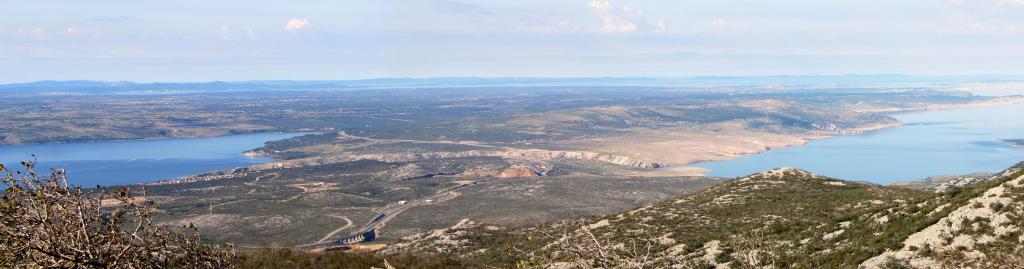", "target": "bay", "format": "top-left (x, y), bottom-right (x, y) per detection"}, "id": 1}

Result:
top-left (0, 133), bottom-right (303, 186)
top-left (696, 105), bottom-right (1024, 183)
